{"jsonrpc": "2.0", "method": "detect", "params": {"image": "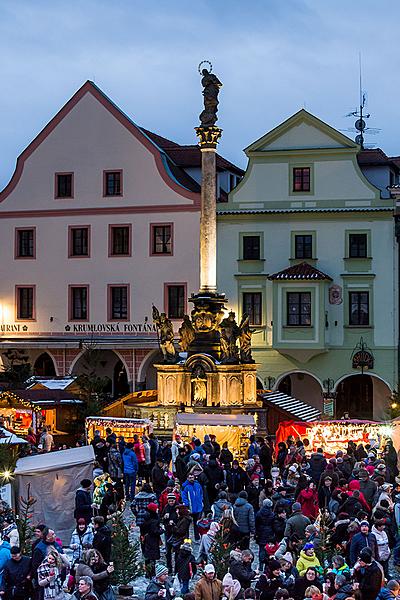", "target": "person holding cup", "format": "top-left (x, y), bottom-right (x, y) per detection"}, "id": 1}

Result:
top-left (145, 563), bottom-right (175, 600)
